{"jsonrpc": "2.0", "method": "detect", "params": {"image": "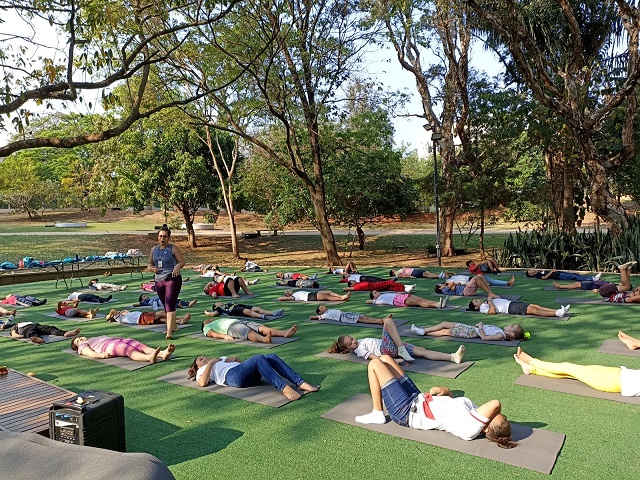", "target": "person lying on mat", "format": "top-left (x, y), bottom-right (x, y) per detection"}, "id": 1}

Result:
top-left (87, 279), bottom-right (127, 291)
top-left (514, 343), bottom-right (640, 397)
top-left (275, 271), bottom-right (318, 281)
top-left (410, 321), bottom-right (526, 342)
top-left (133, 294), bottom-right (197, 309)
top-left (439, 273), bottom-right (515, 287)
top-left (389, 267), bottom-right (441, 279)
top-left (327, 261), bottom-right (358, 275)
top-left (203, 275), bottom-right (253, 298)
top-left (56, 300), bottom-right (98, 319)
top-left (343, 280), bottom-right (415, 293)
top-left (434, 275), bottom-right (501, 298)
top-left (340, 273), bottom-right (386, 283)
top-left (276, 279), bottom-right (320, 289)
top-left (204, 302), bottom-right (284, 319)
top-left (278, 290), bottom-right (351, 302)
top-left (1, 294), bottom-right (47, 306)
top-left (466, 258), bottom-right (502, 275)
top-left (467, 298), bottom-right (570, 317)
top-left (366, 290), bottom-right (447, 309)
top-left (8, 322), bottom-right (80, 344)
top-left (593, 261), bottom-right (638, 299)
top-left (67, 291), bottom-right (112, 304)
top-left (188, 353), bottom-right (318, 400)
top-left (200, 317), bottom-right (297, 344)
top-left (552, 280), bottom-right (613, 291)
top-left (310, 306), bottom-right (389, 325)
top-left (105, 309), bottom-right (191, 326)
top-left (327, 315), bottom-right (466, 364)
top-left (525, 268), bottom-right (601, 281)
top-left (355, 355), bottom-right (517, 448)
top-left (71, 335), bottom-right (175, 363)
